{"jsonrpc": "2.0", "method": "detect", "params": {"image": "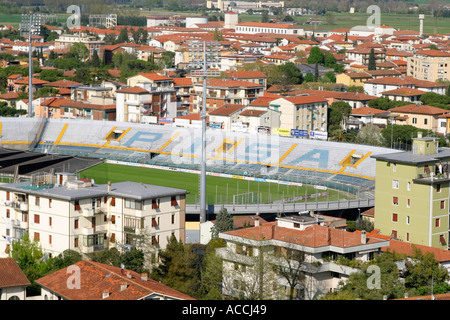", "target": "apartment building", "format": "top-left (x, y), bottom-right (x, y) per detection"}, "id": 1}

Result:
top-left (217, 214), bottom-right (389, 300)
top-left (0, 173), bottom-right (187, 259)
top-left (234, 22), bottom-right (305, 36)
top-left (388, 104), bottom-right (449, 132)
top-left (115, 83), bottom-right (178, 122)
top-left (54, 33), bottom-right (105, 60)
top-left (191, 79), bottom-right (265, 113)
top-left (407, 49), bottom-right (450, 82)
top-left (268, 95), bottom-right (328, 133)
top-left (372, 135), bottom-right (450, 250)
